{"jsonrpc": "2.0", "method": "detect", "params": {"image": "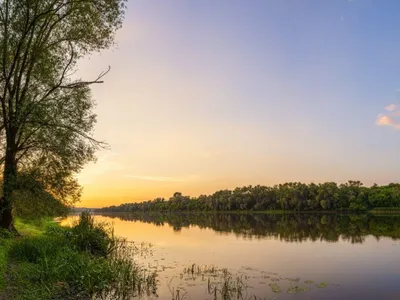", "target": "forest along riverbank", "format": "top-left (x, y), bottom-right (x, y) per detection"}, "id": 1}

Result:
top-left (97, 182), bottom-right (400, 213)
top-left (62, 212), bottom-right (400, 300)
